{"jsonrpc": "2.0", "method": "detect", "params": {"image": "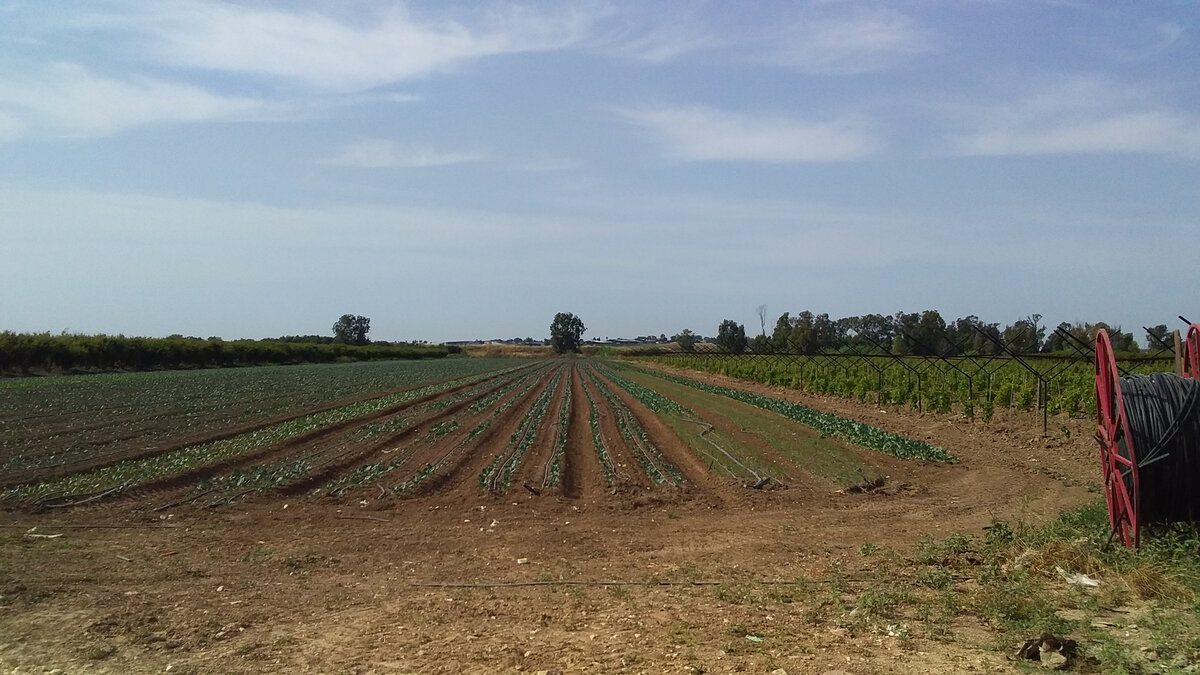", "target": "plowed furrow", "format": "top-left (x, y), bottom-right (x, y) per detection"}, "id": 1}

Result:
top-left (0, 369), bottom-right (521, 491)
top-left (579, 371), bottom-right (651, 489)
top-left (559, 363), bottom-right (603, 499)
top-left (138, 368), bottom-right (541, 508)
top-left (397, 367), bottom-right (558, 499)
